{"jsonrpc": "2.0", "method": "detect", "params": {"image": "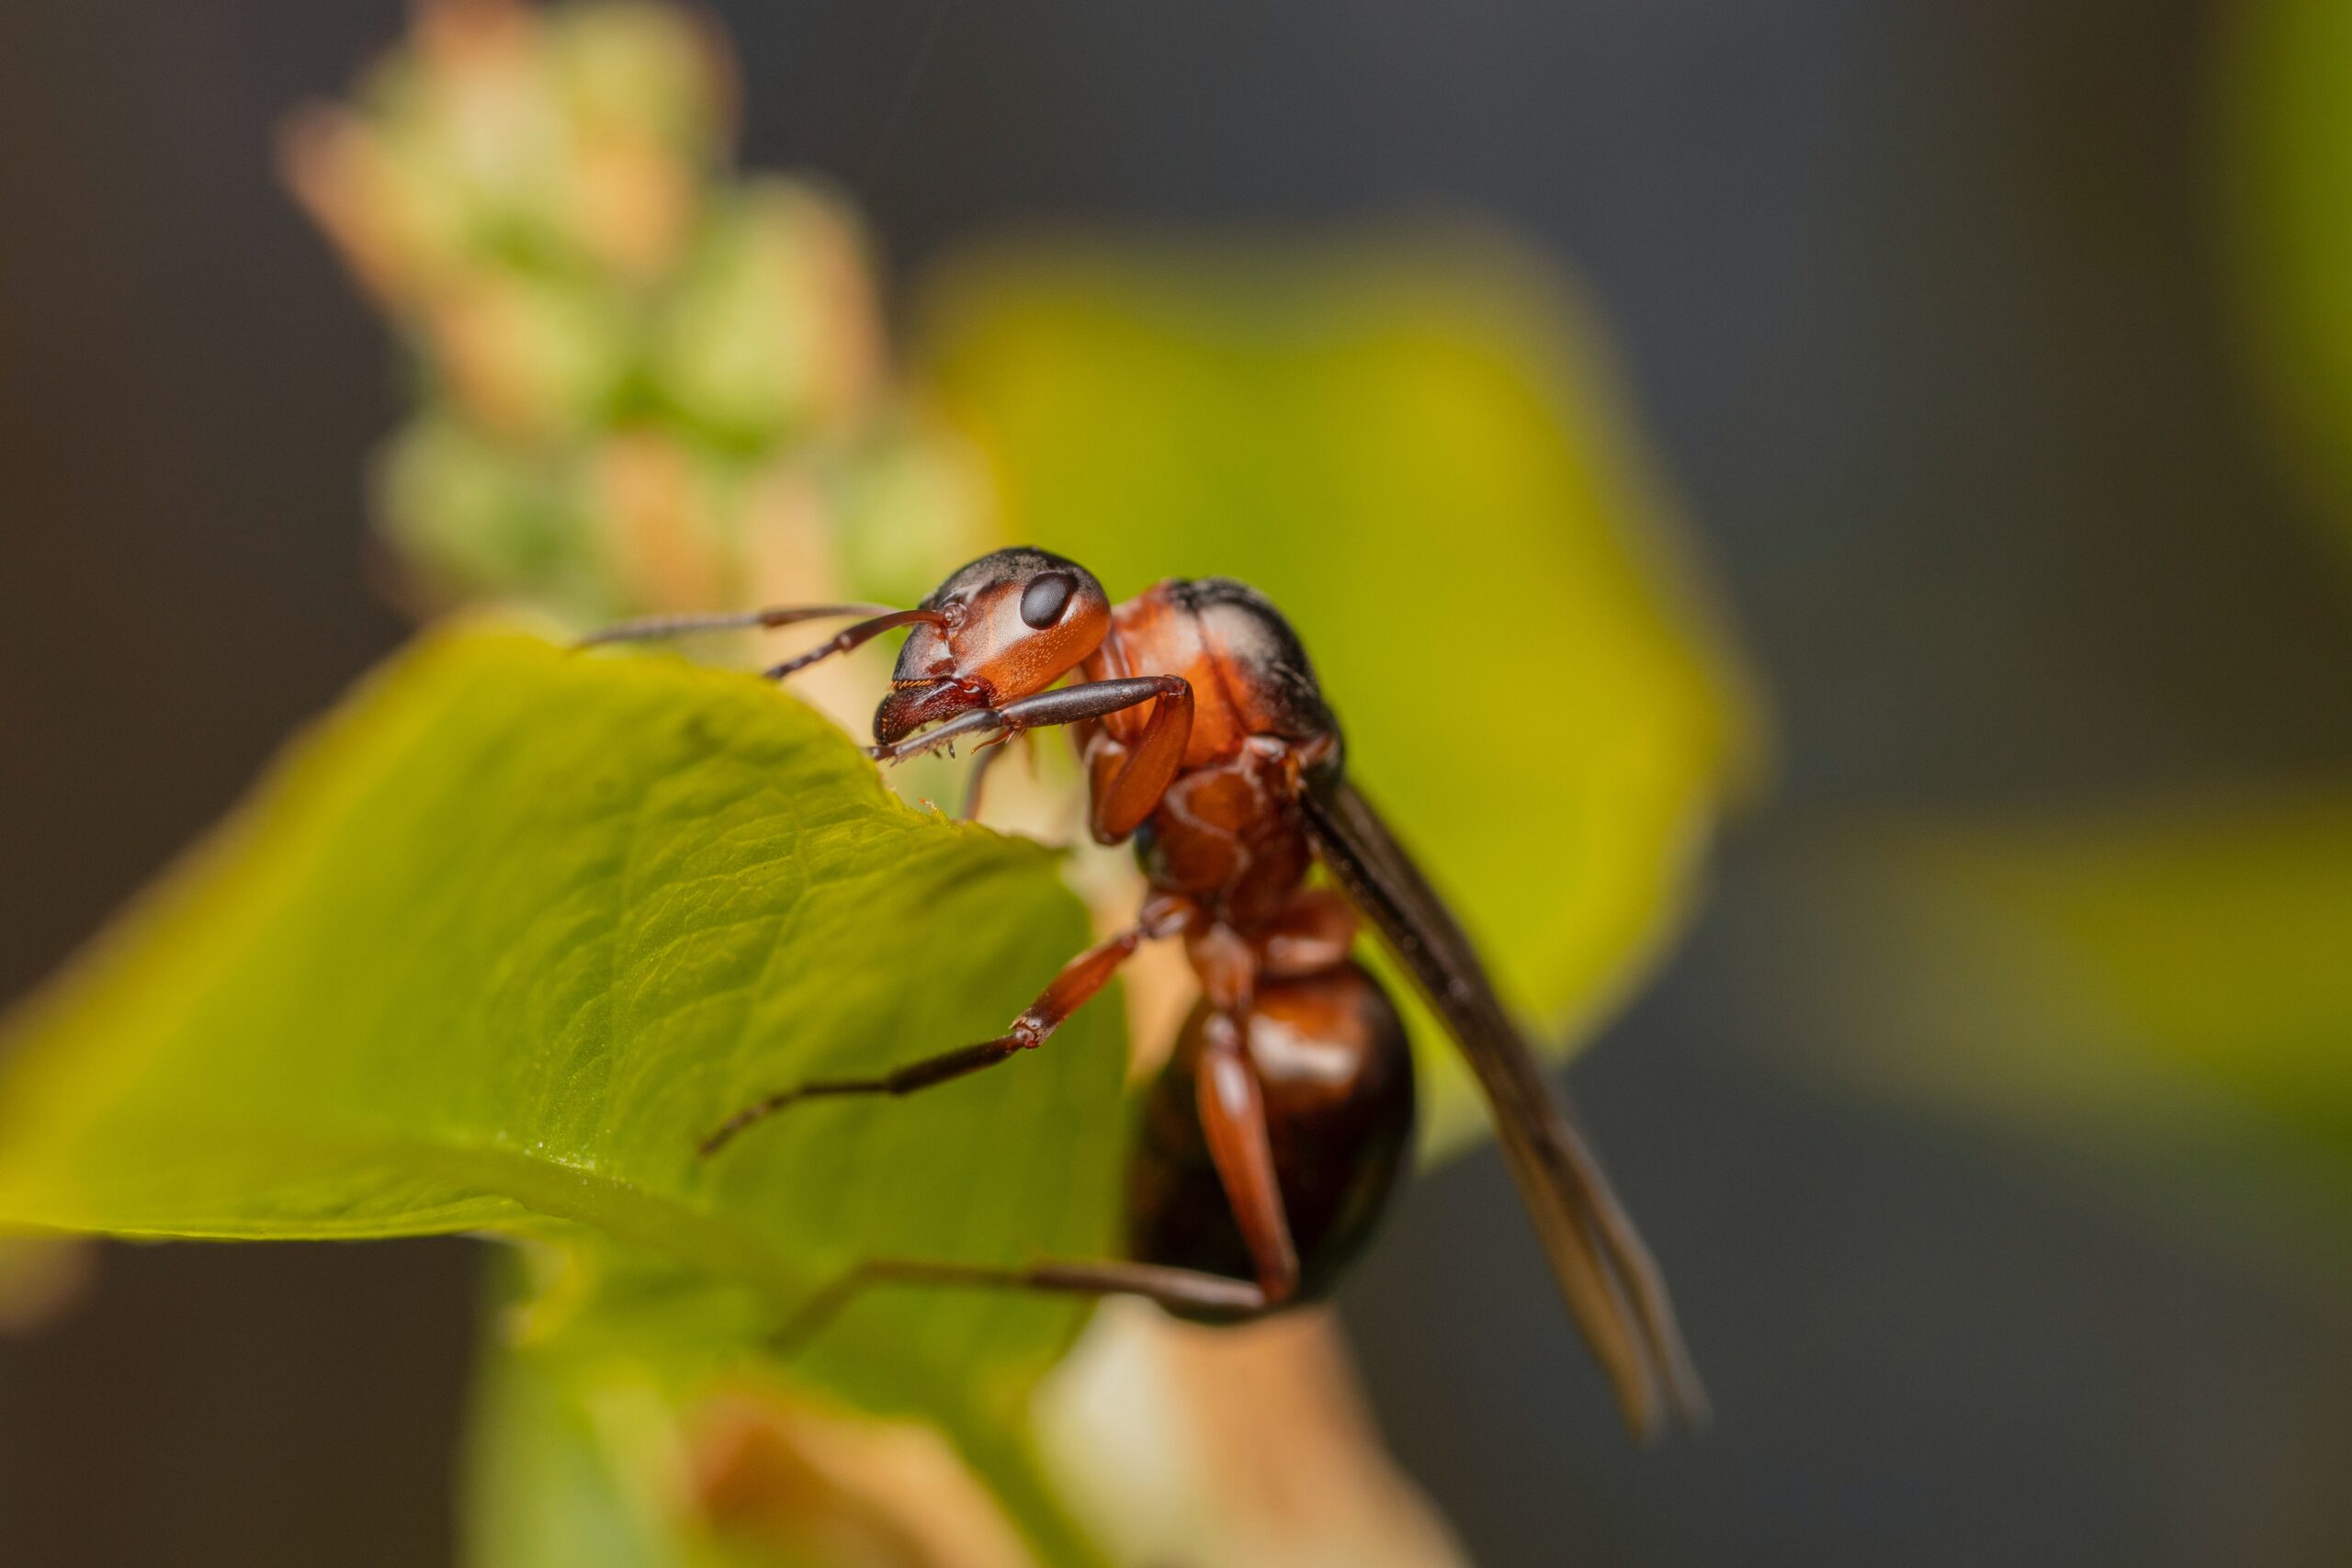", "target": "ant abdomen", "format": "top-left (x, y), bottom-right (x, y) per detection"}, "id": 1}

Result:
top-left (1125, 961), bottom-right (1417, 1317)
